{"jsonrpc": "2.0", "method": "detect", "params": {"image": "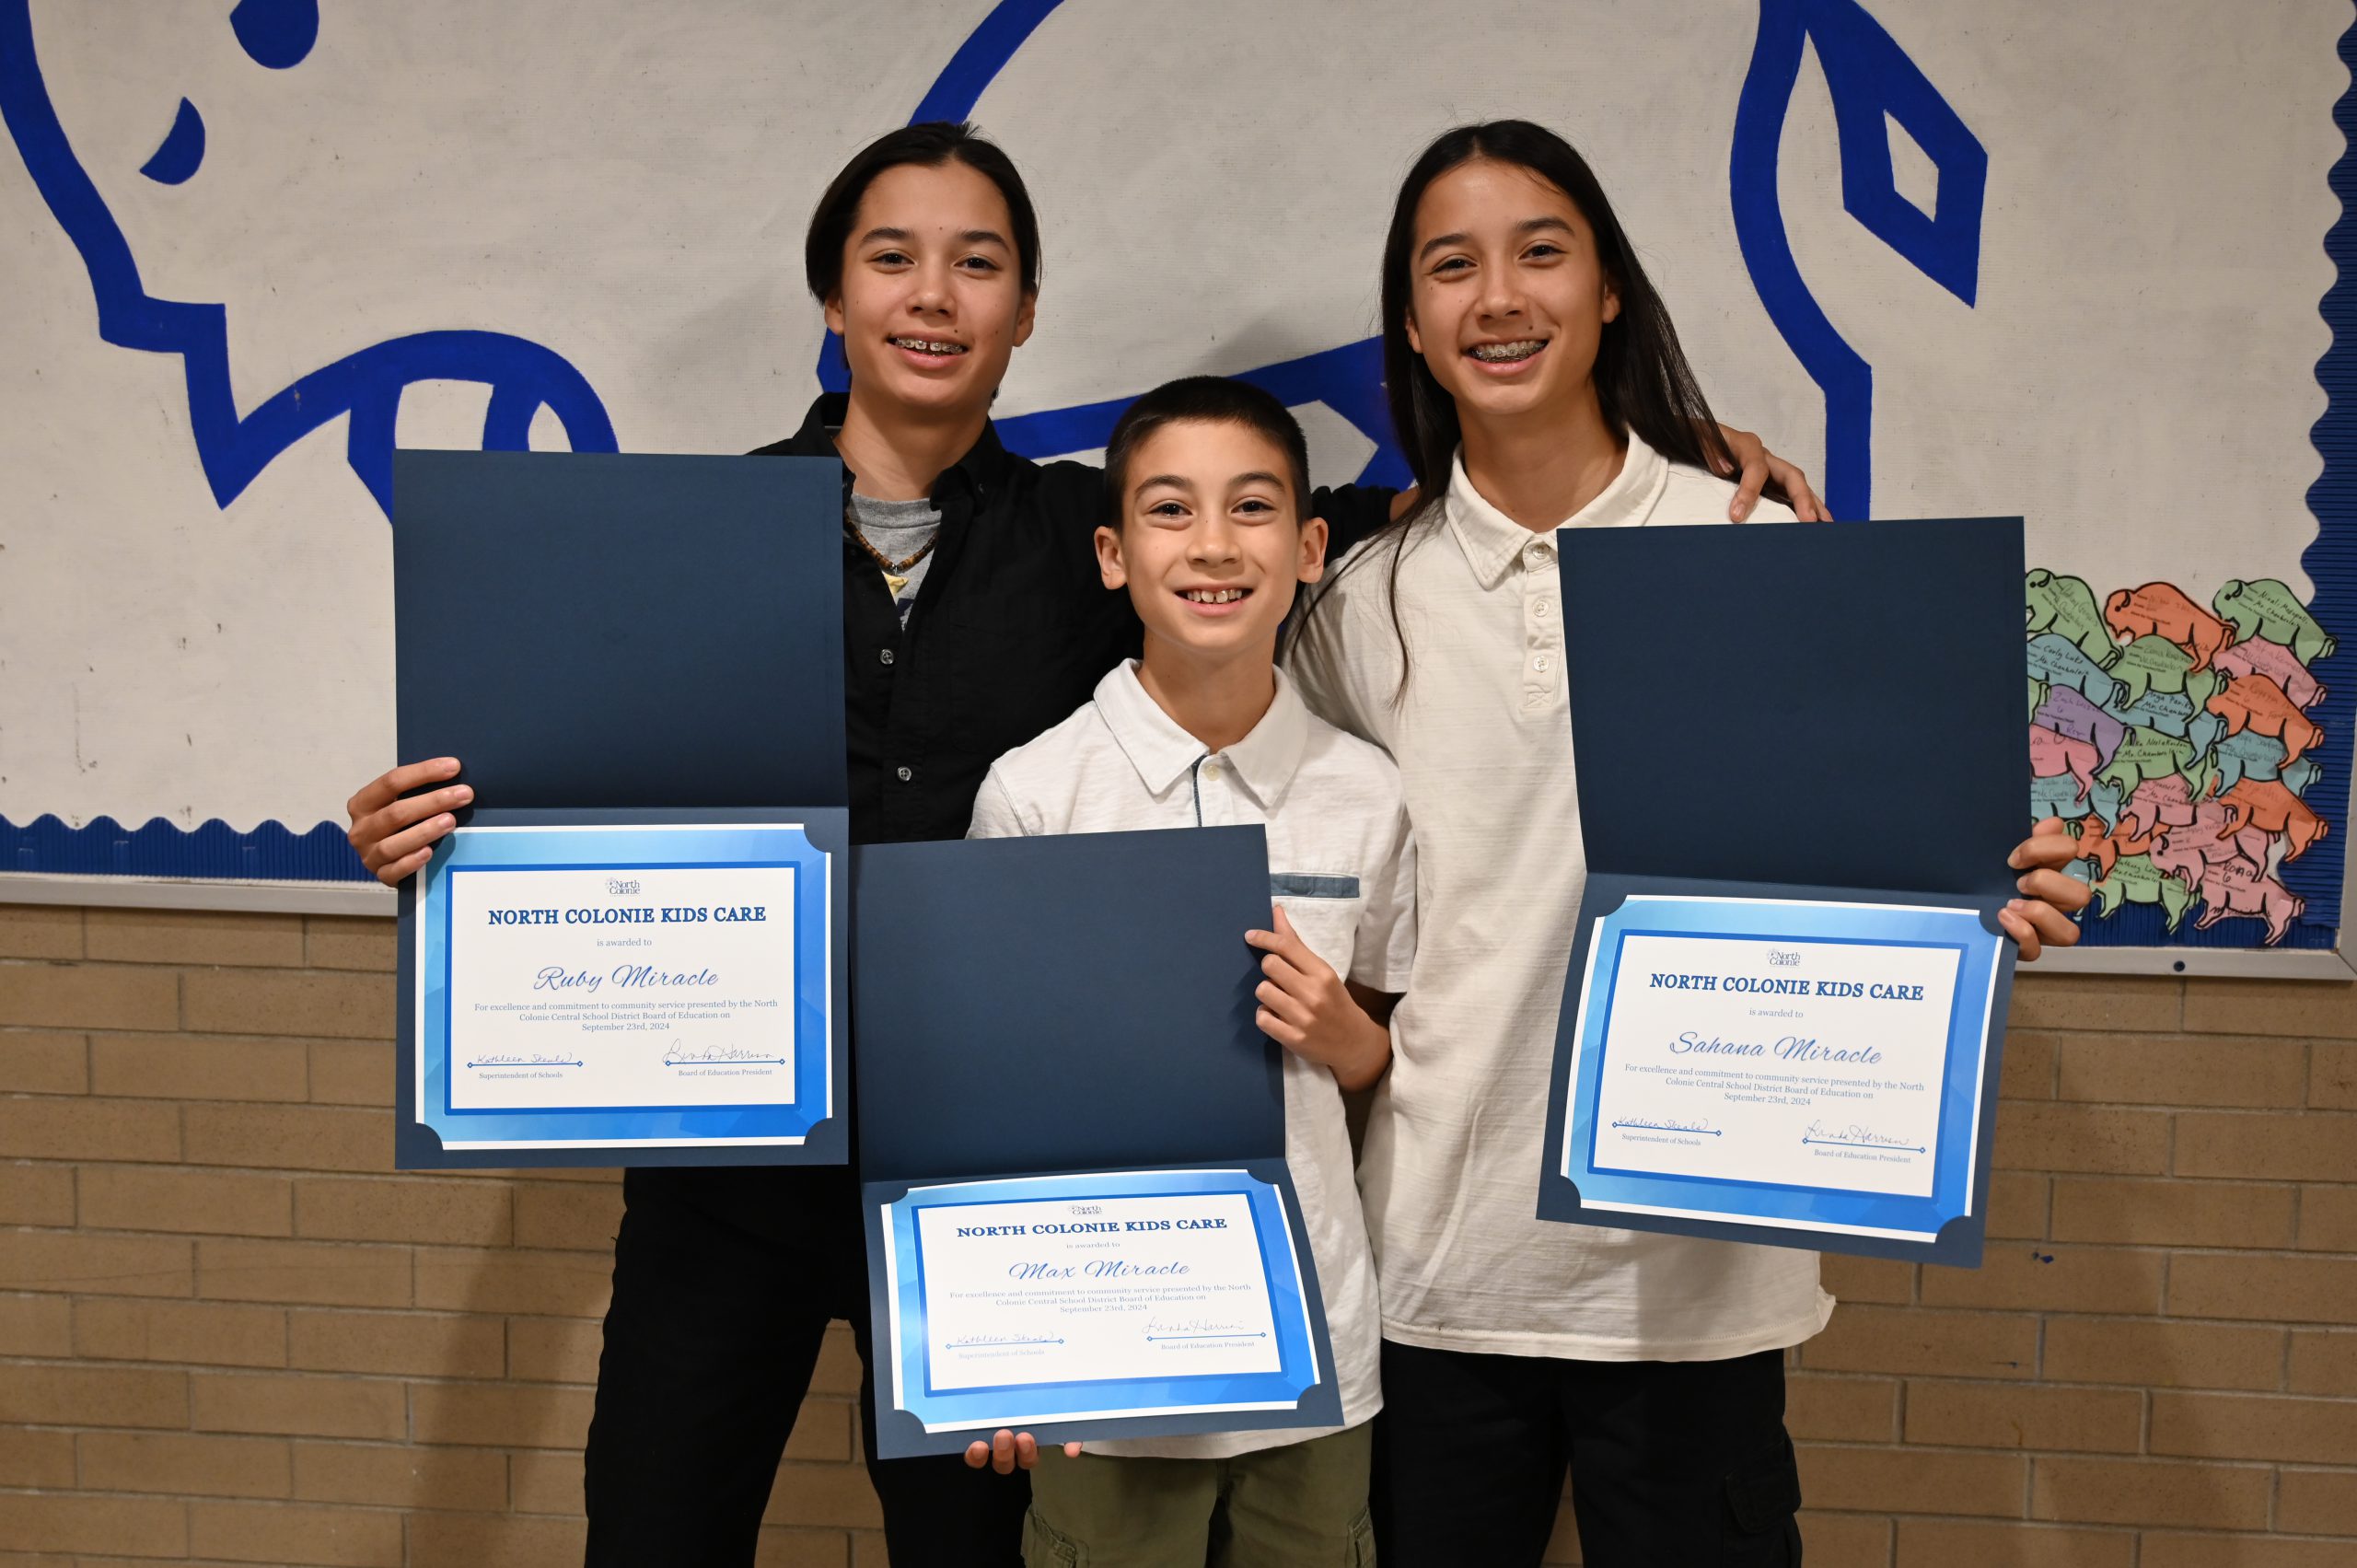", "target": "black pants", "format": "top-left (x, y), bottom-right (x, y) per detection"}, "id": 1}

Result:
top-left (582, 1165), bottom-right (1029, 1566)
top-left (1371, 1341), bottom-right (1802, 1568)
